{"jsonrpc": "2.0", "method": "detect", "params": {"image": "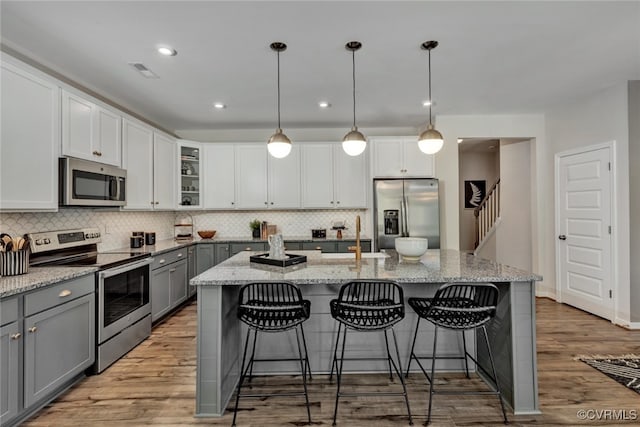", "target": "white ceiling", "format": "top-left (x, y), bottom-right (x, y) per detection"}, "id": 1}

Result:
top-left (2, 1), bottom-right (639, 134)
